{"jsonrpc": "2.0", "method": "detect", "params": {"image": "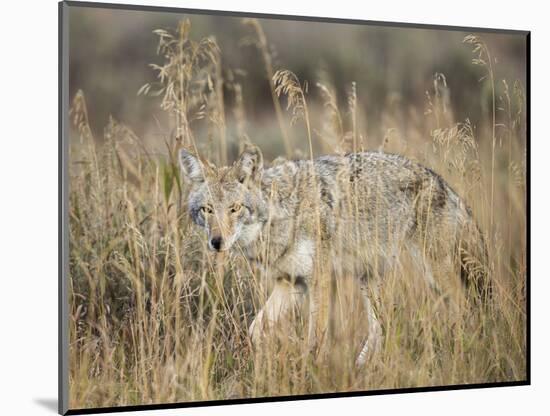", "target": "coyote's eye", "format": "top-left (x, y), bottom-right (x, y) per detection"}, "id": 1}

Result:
top-left (200, 206), bottom-right (213, 214)
top-left (229, 203), bottom-right (243, 214)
